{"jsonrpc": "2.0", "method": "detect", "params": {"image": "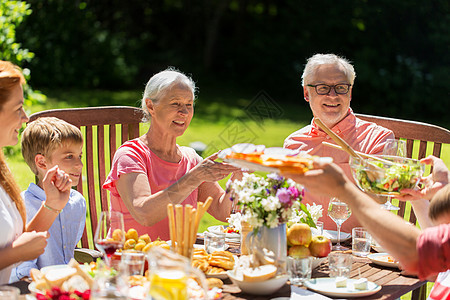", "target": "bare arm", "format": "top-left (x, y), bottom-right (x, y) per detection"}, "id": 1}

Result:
top-left (26, 166), bottom-right (71, 232)
top-left (0, 231), bottom-right (48, 270)
top-left (116, 153), bottom-right (240, 226)
top-left (282, 163), bottom-right (421, 274)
